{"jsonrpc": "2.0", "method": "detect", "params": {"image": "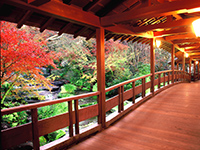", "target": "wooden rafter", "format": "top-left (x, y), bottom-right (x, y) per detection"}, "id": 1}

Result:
top-left (17, 10), bottom-right (32, 28)
top-left (120, 35), bottom-right (131, 42)
top-left (83, 0), bottom-right (100, 11)
top-left (40, 17), bottom-right (54, 32)
top-left (2, 0), bottom-right (100, 27)
top-left (58, 22), bottom-right (73, 36)
top-left (86, 31), bottom-right (96, 40)
top-left (29, 0), bottom-right (50, 6)
top-left (74, 27), bottom-right (88, 38)
top-left (164, 33), bottom-right (196, 41)
top-left (101, 0), bottom-right (200, 26)
top-left (114, 34), bottom-right (123, 41)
